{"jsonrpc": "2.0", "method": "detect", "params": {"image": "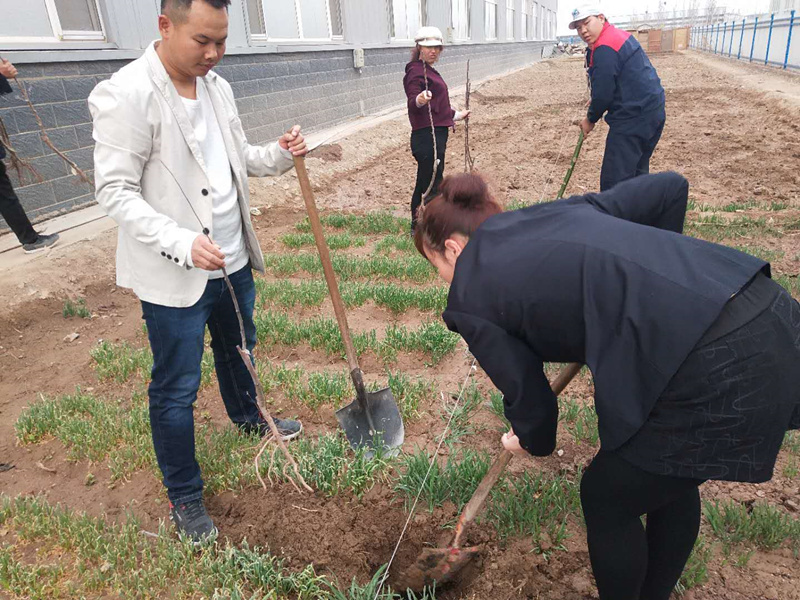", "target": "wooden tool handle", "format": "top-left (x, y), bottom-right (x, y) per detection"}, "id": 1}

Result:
top-left (450, 362), bottom-right (584, 548)
top-left (293, 156), bottom-right (360, 374)
top-left (452, 449), bottom-right (512, 548)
